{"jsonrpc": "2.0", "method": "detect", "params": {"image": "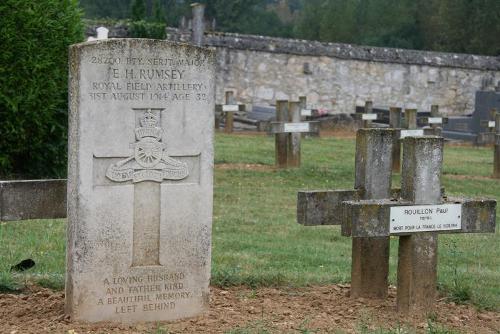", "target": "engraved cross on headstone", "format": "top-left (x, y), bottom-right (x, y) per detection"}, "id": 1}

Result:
top-left (99, 108), bottom-right (196, 267)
